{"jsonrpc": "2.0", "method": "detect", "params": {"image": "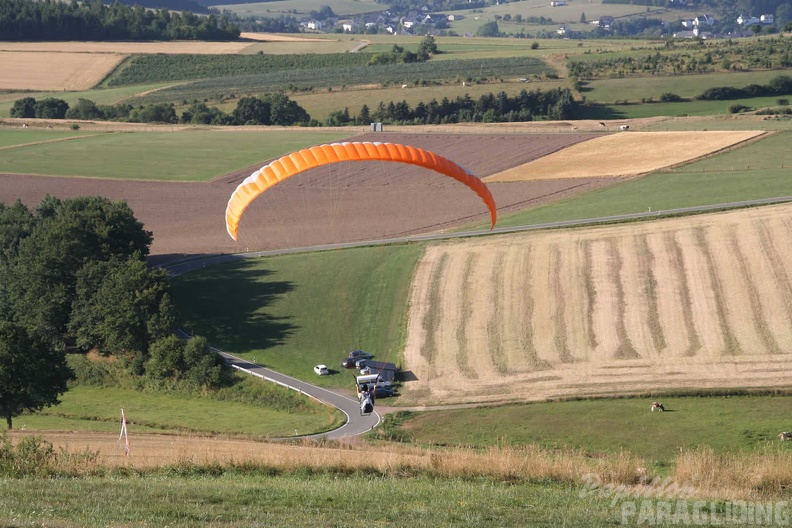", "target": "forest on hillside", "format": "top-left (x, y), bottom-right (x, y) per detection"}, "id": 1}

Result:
top-left (0, 0), bottom-right (239, 41)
